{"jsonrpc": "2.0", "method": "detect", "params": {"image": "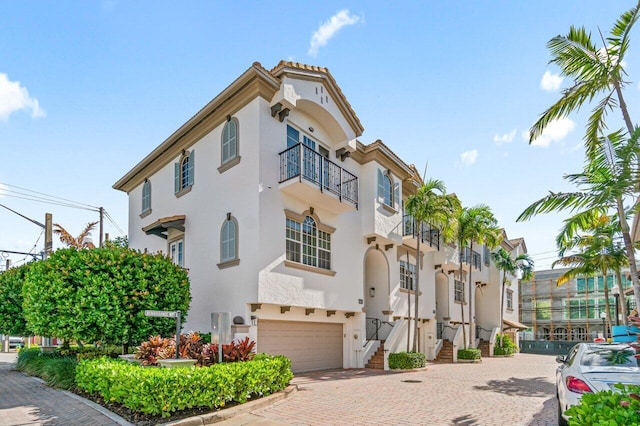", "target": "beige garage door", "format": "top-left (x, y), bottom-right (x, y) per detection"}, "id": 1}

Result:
top-left (258, 320), bottom-right (343, 373)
